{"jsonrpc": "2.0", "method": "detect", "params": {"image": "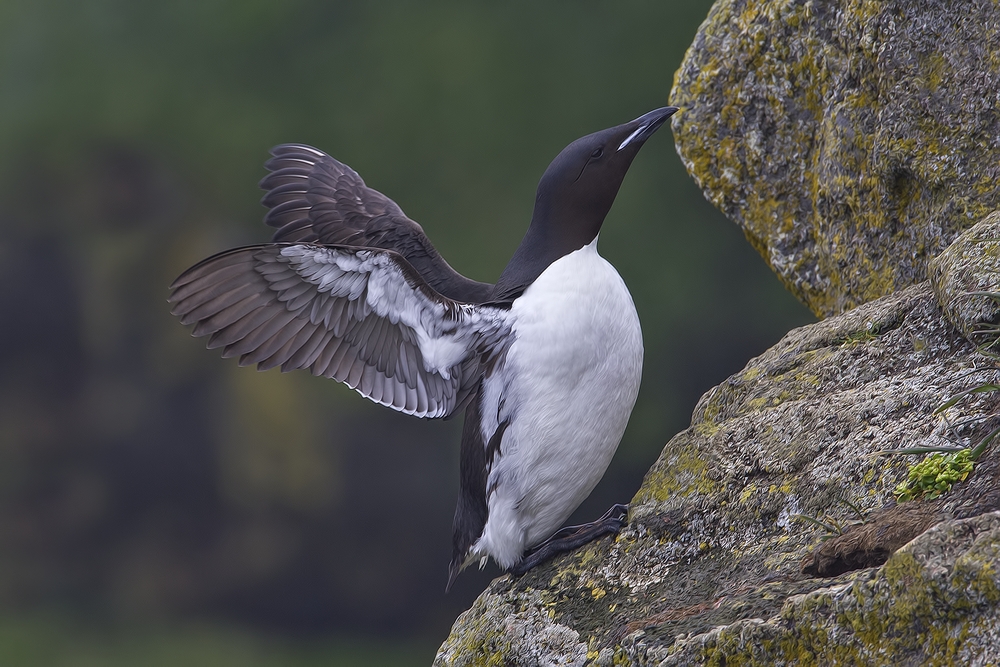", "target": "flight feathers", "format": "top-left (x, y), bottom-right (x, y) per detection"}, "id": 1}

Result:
top-left (259, 144), bottom-right (494, 304)
top-left (169, 243), bottom-right (509, 418)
